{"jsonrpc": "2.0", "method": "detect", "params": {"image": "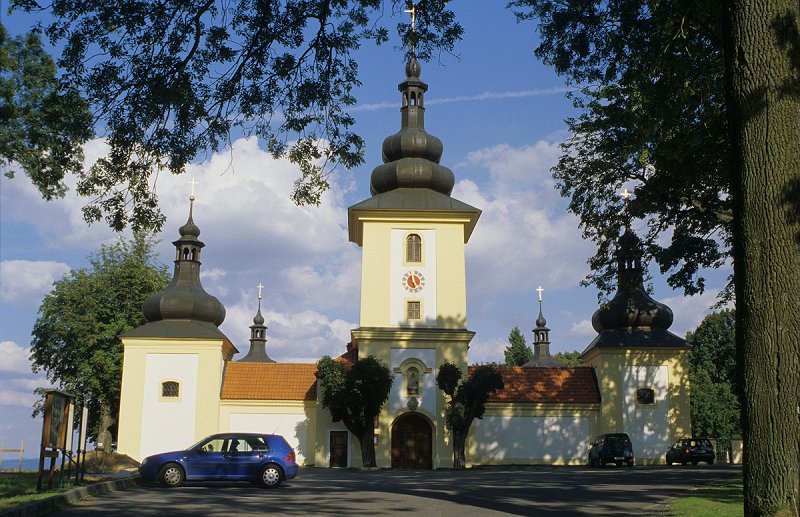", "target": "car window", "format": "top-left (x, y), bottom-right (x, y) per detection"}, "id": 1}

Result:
top-left (246, 436), bottom-right (269, 451)
top-left (200, 438), bottom-right (226, 452)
